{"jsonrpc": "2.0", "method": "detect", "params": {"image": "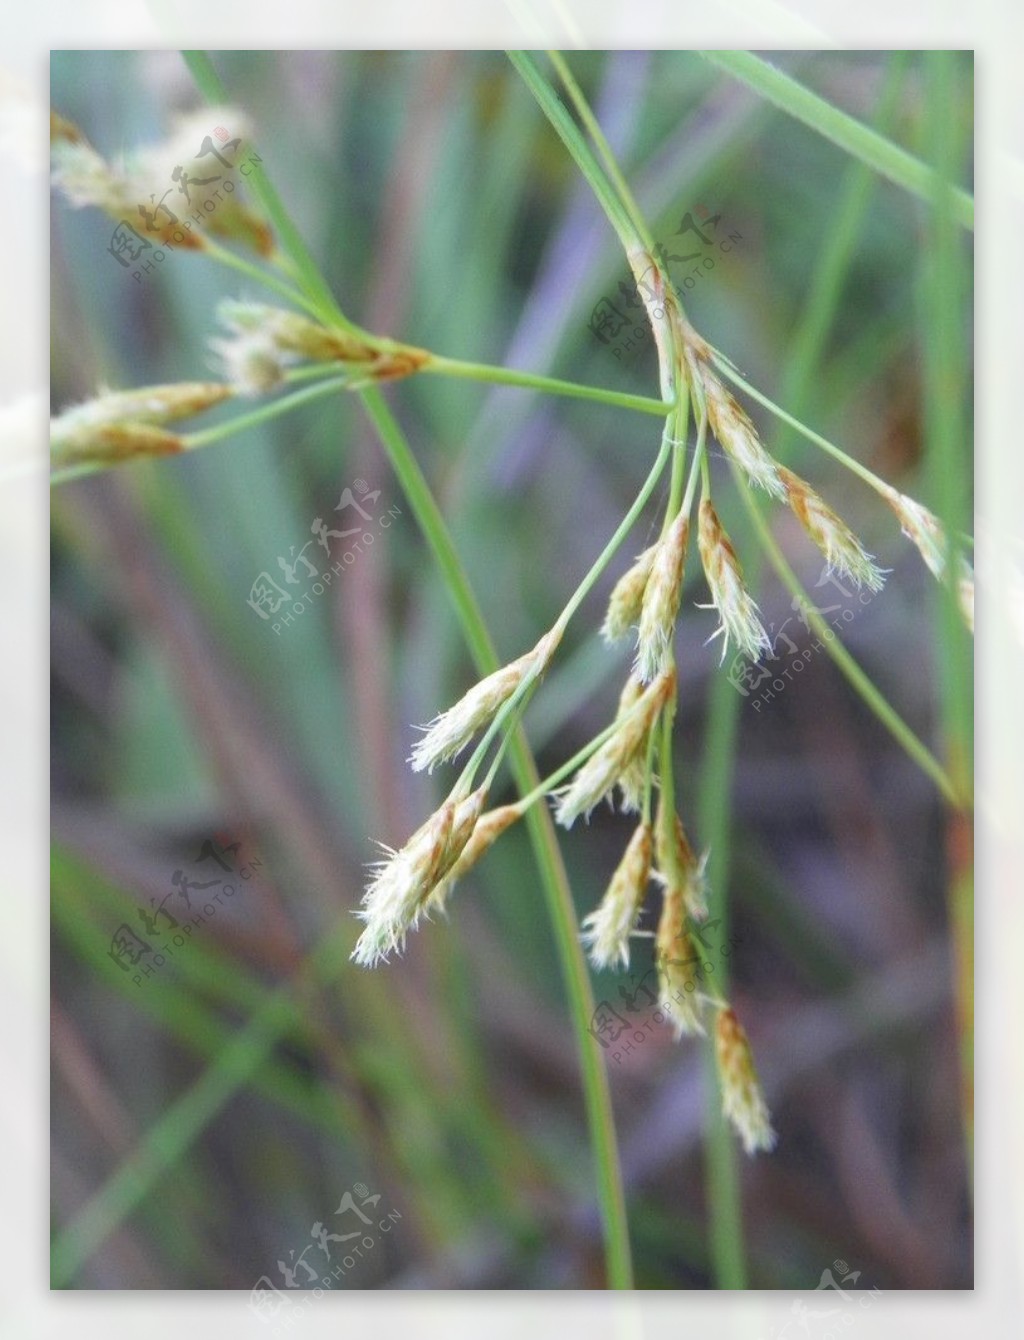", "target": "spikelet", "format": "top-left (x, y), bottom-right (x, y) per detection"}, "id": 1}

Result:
top-left (697, 499), bottom-right (772, 663)
top-left (778, 467), bottom-right (885, 593)
top-left (411, 629), bottom-right (561, 774)
top-left (700, 368), bottom-right (786, 500)
top-left (580, 822), bottom-right (653, 970)
top-left (553, 669), bottom-right (674, 827)
top-left (714, 1006), bottom-right (777, 1155)
top-left (634, 511), bottom-right (690, 684)
top-left (881, 486), bottom-right (974, 633)
top-left (211, 301), bottom-right (429, 396)
top-left (50, 106), bottom-right (270, 255)
top-left (427, 803), bottom-right (522, 912)
top-left (654, 885), bottom-right (706, 1037)
top-left (613, 677), bottom-right (651, 813)
top-left (352, 789), bottom-right (489, 966)
top-left (50, 383), bottom-right (232, 471)
top-left (351, 800), bottom-right (456, 967)
top-left (654, 799), bottom-right (709, 921)
top-left (601, 545), bottom-right (657, 644)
